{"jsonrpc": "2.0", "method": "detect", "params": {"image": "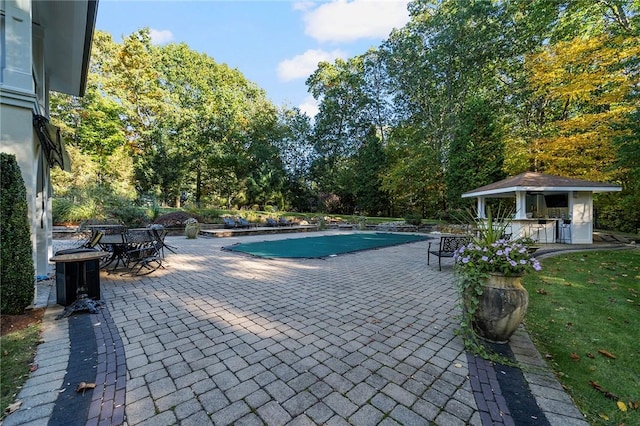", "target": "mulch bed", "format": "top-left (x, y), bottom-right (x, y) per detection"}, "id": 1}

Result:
top-left (1, 308), bottom-right (45, 336)
top-left (153, 211), bottom-right (201, 227)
